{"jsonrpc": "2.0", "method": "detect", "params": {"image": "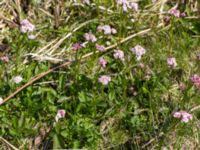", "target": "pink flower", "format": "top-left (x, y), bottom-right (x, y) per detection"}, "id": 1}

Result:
top-left (96, 44), bottom-right (106, 52)
top-left (116, 0), bottom-right (138, 12)
top-left (130, 45), bottom-right (146, 61)
top-left (20, 19), bottom-right (35, 33)
top-left (98, 57), bottom-right (107, 68)
top-left (138, 63), bottom-right (145, 69)
top-left (97, 25), bottom-right (117, 35)
top-left (173, 111), bottom-right (193, 123)
top-left (55, 109), bottom-right (66, 122)
top-left (103, 25), bottom-right (112, 35)
top-left (129, 2), bottom-right (138, 11)
top-left (167, 57), bottom-right (177, 68)
top-left (83, 0), bottom-right (90, 5)
top-left (164, 16), bottom-right (171, 25)
top-left (98, 75), bottom-right (111, 85)
top-left (180, 12), bottom-right (186, 17)
top-left (111, 28), bottom-right (117, 34)
top-left (97, 26), bottom-right (103, 32)
top-left (13, 76), bottom-right (23, 84)
top-left (0, 56), bottom-right (9, 63)
top-left (72, 43), bottom-right (83, 51)
top-left (113, 49), bottom-right (125, 61)
top-left (116, 0), bottom-right (128, 5)
top-left (191, 74), bottom-right (200, 88)
top-left (180, 111), bottom-right (193, 123)
top-left (173, 112), bottom-right (182, 118)
top-left (169, 8), bottom-right (180, 17)
top-left (197, 53), bottom-right (200, 60)
top-left (179, 83), bottom-right (186, 91)
top-left (84, 33), bottom-right (97, 42)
